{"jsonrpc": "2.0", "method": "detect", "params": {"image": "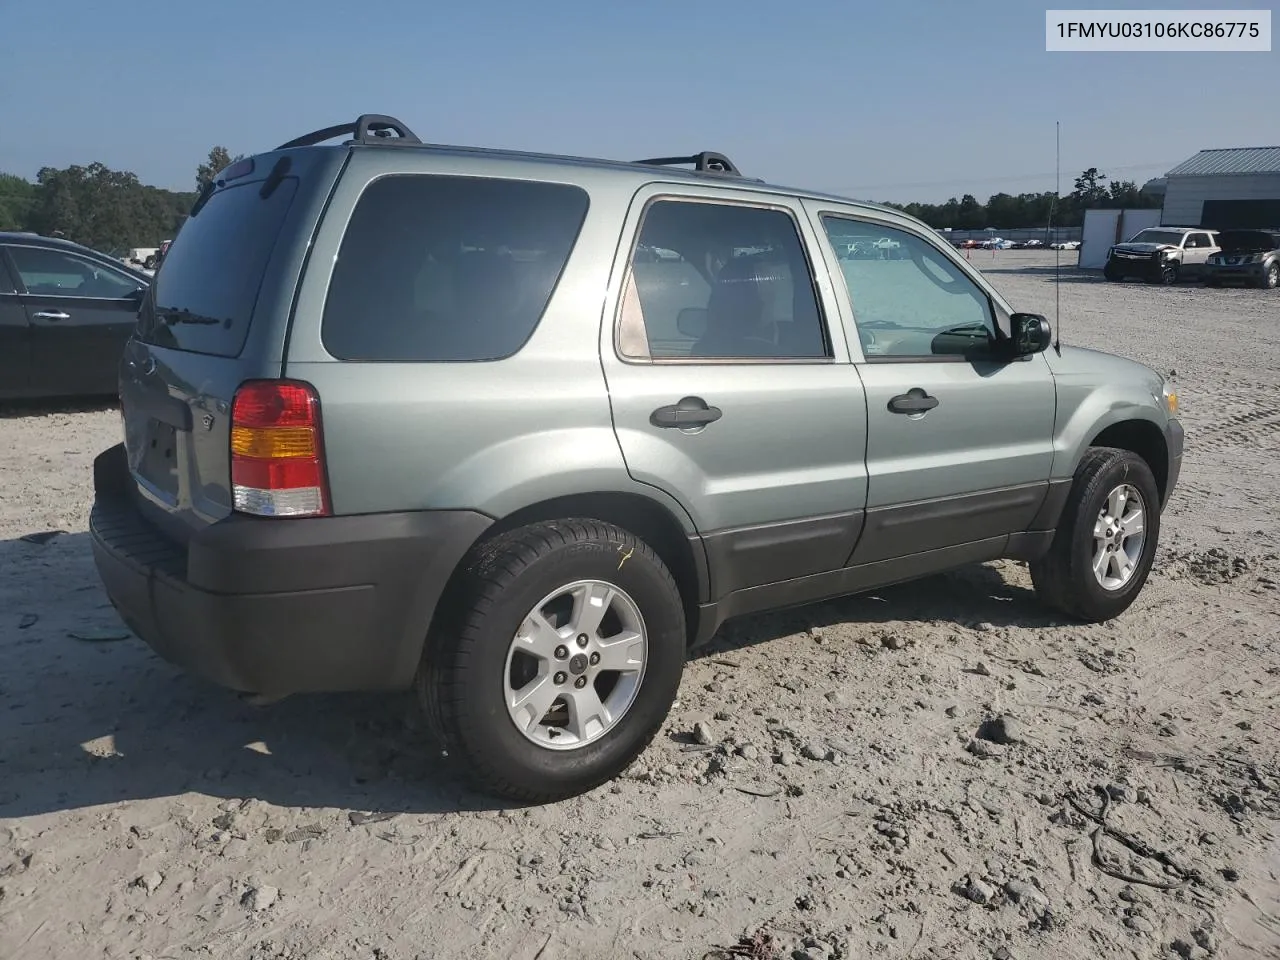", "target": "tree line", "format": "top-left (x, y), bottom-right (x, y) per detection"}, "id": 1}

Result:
top-left (879, 169), bottom-right (1159, 231)
top-left (0, 147), bottom-right (241, 255)
top-left (1, 152), bottom-right (1158, 254)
